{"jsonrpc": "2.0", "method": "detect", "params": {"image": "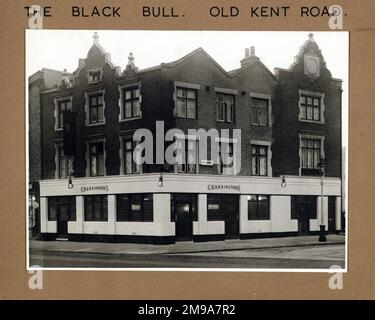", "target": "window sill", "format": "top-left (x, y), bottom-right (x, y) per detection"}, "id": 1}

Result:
top-left (174, 116), bottom-right (197, 120)
top-left (251, 123), bottom-right (269, 127)
top-left (299, 118), bottom-right (325, 124)
top-left (86, 122), bottom-right (106, 127)
top-left (120, 116), bottom-right (142, 122)
top-left (216, 120), bottom-right (234, 123)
